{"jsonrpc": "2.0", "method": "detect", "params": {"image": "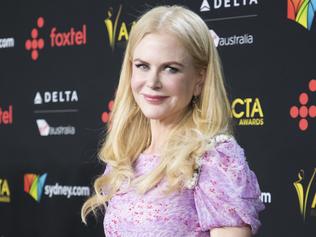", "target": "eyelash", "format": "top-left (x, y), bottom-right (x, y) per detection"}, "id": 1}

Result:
top-left (135, 64), bottom-right (149, 71)
top-left (165, 66), bottom-right (179, 74)
top-left (135, 64), bottom-right (179, 74)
